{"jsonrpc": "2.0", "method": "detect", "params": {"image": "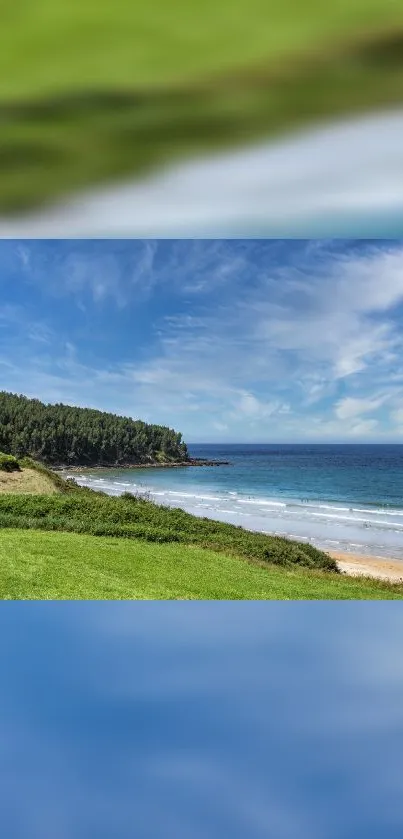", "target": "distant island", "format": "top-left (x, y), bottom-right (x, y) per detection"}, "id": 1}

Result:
top-left (0, 391), bottom-right (228, 468)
